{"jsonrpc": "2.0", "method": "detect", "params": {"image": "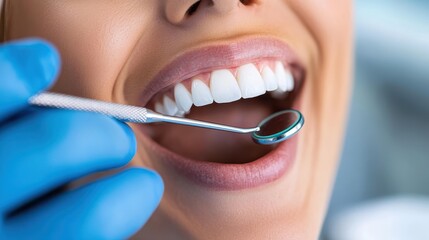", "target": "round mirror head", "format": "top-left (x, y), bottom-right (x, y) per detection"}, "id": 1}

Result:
top-left (252, 110), bottom-right (304, 145)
